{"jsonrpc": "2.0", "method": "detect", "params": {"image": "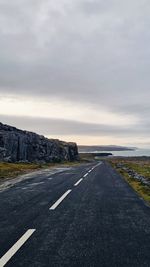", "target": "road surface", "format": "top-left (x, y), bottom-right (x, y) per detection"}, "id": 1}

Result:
top-left (0, 161), bottom-right (150, 267)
